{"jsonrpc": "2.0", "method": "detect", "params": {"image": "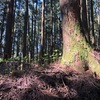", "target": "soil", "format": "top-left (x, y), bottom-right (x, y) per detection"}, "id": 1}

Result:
top-left (0, 61), bottom-right (100, 100)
